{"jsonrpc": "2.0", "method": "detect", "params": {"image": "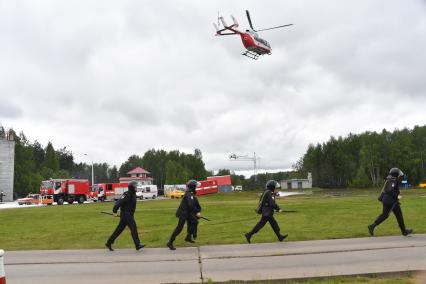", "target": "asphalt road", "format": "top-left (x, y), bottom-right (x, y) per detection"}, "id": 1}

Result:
top-left (3, 234), bottom-right (426, 283)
